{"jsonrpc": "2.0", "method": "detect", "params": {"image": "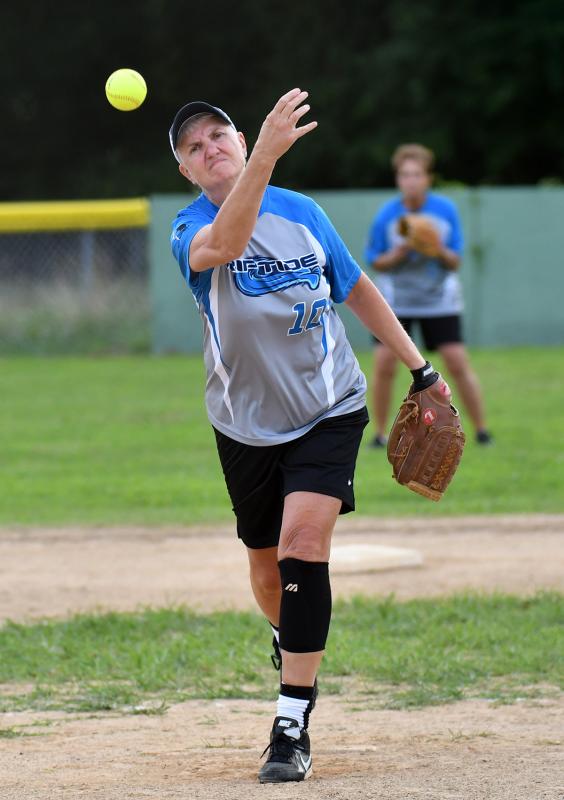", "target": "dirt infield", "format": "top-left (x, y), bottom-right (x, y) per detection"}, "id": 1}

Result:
top-left (2, 694), bottom-right (562, 800)
top-left (0, 515), bottom-right (562, 799)
top-left (0, 514), bottom-right (563, 622)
